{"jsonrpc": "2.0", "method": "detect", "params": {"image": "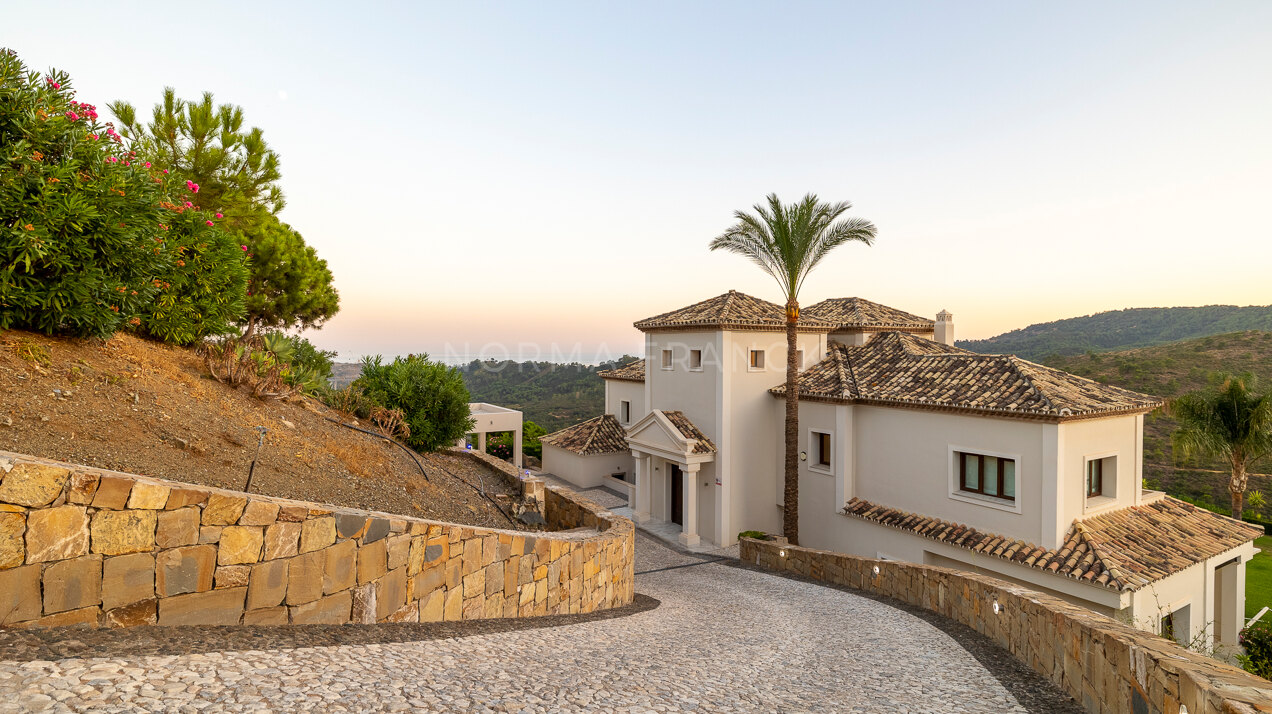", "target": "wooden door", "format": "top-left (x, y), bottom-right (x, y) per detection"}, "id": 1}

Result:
top-left (670, 464), bottom-right (683, 525)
